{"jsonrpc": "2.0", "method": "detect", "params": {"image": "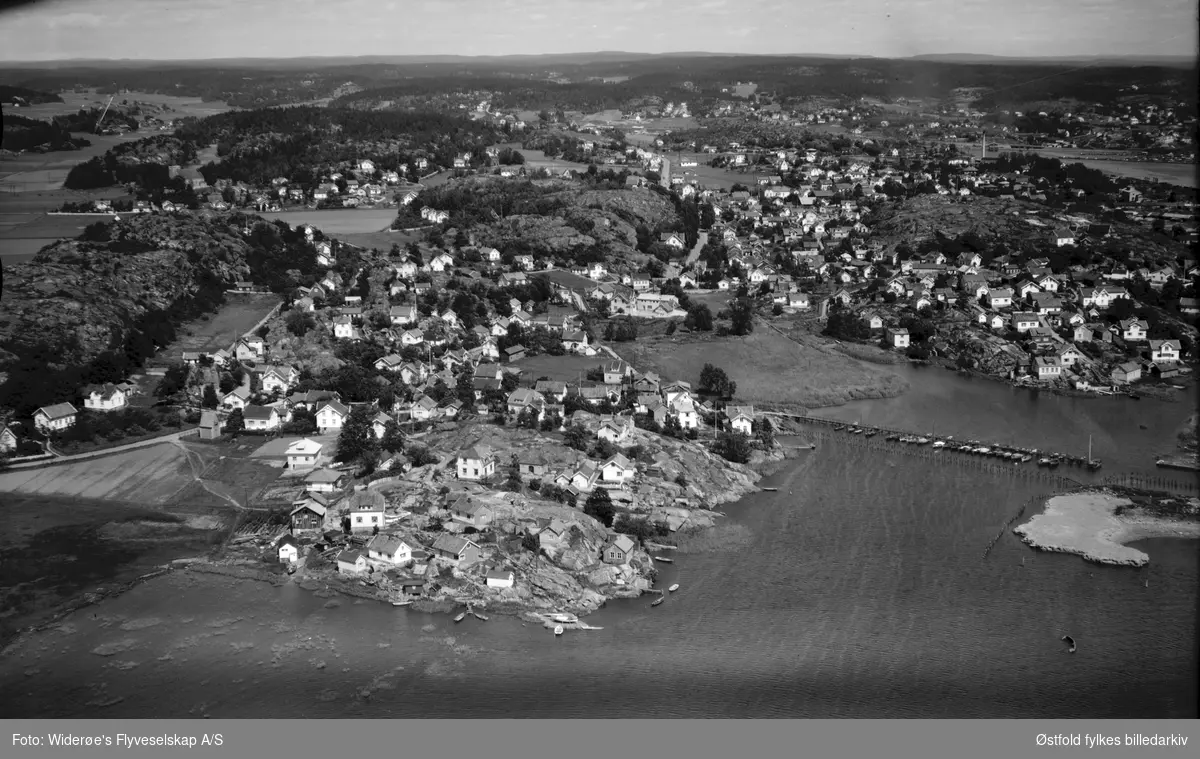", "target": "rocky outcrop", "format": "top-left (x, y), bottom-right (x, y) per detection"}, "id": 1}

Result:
top-left (0, 212), bottom-right (287, 370)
